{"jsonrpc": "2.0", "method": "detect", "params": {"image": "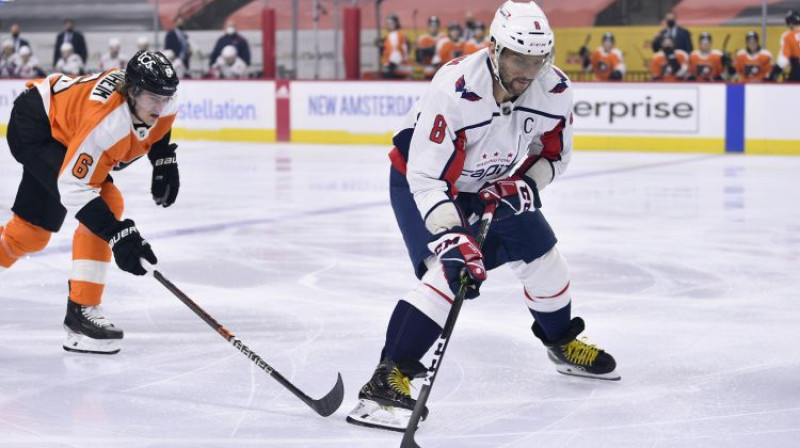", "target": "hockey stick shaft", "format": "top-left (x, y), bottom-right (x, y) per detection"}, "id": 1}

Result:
top-left (401, 201), bottom-right (497, 448)
top-left (146, 267), bottom-right (344, 417)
